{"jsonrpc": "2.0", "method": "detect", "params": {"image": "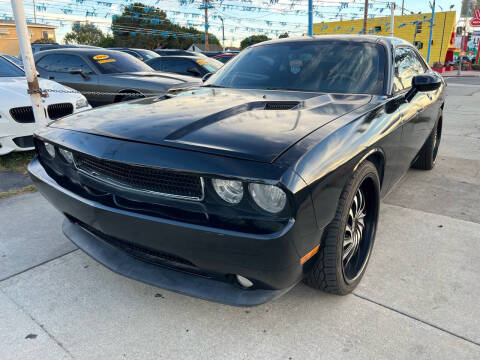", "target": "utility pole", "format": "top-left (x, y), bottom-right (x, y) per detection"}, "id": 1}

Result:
top-left (219, 15), bottom-right (225, 51)
top-left (363, 0), bottom-right (369, 34)
top-left (203, 0), bottom-right (209, 51)
top-left (10, 0), bottom-right (47, 129)
top-left (390, 2), bottom-right (395, 37)
top-left (33, 0), bottom-right (37, 23)
top-left (308, 0), bottom-right (313, 36)
top-left (427, 0), bottom-right (436, 63)
top-left (401, 0), bottom-right (404, 15)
